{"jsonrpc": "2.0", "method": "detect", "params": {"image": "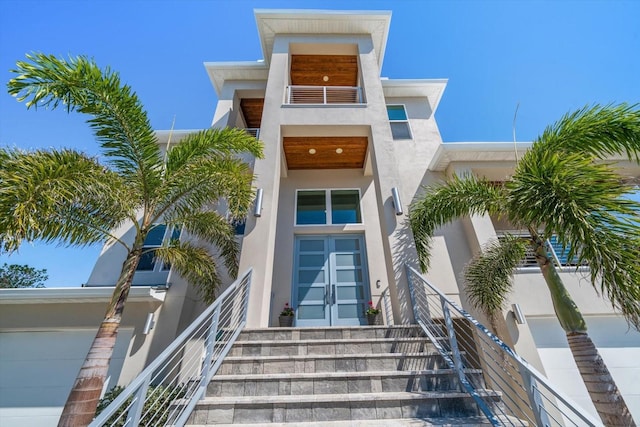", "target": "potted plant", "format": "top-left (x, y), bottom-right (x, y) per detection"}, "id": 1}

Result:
top-left (365, 301), bottom-right (380, 325)
top-left (279, 302), bottom-right (294, 327)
